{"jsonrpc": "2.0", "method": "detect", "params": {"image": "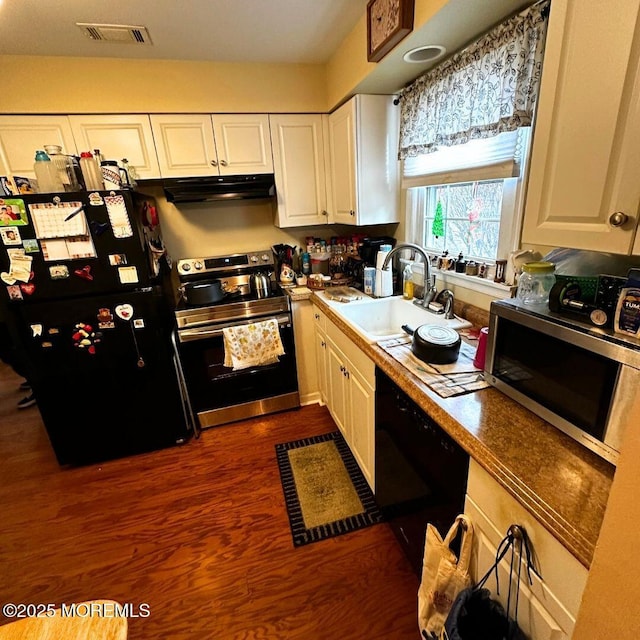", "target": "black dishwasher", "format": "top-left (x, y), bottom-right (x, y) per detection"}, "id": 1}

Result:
top-left (375, 368), bottom-right (470, 576)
